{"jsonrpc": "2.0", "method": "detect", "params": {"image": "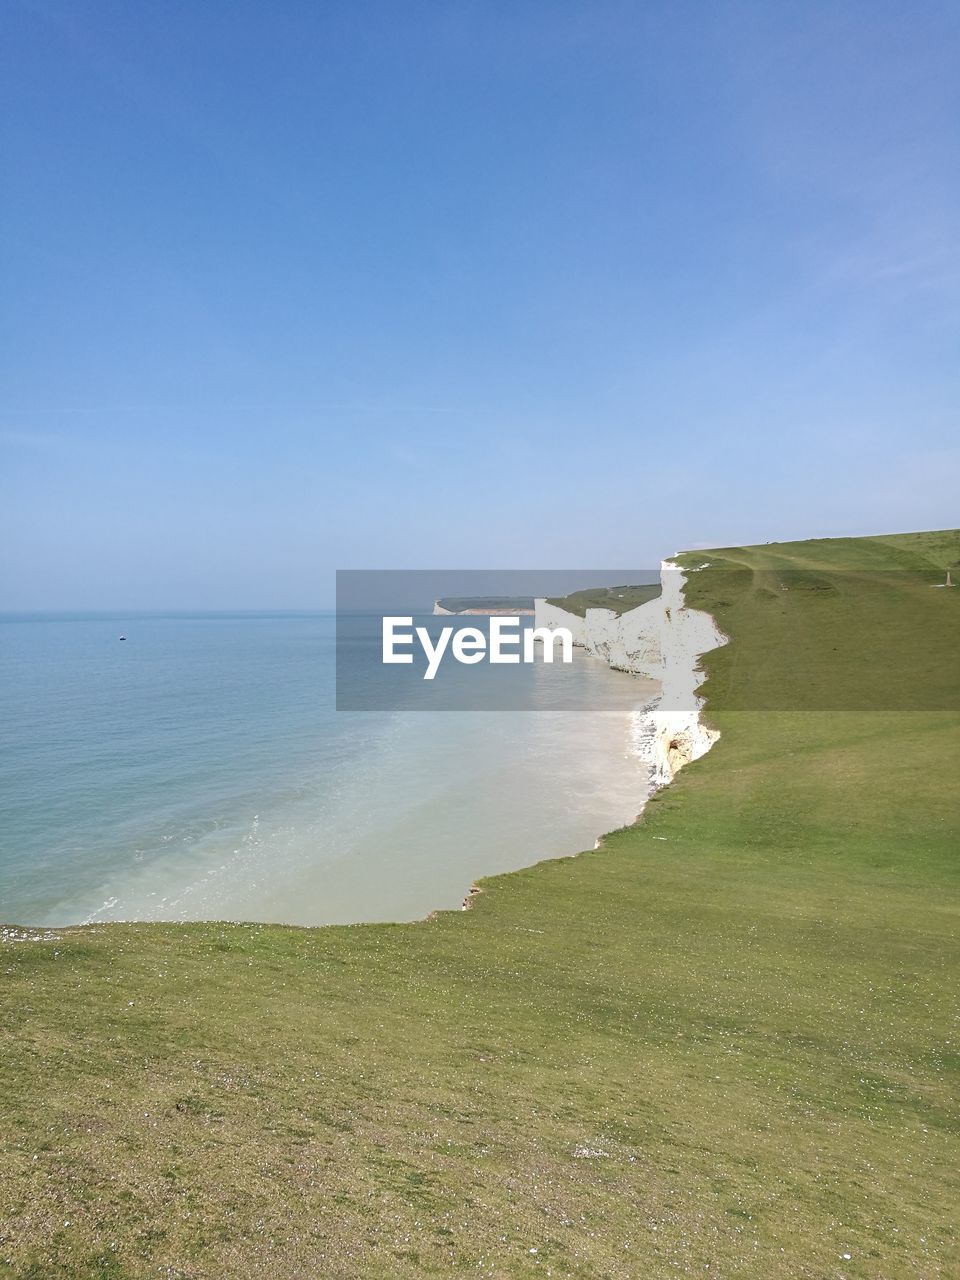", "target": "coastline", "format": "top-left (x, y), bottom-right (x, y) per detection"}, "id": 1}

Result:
top-left (5, 531), bottom-right (957, 1279)
top-left (462, 558), bottom-right (727, 909)
top-left (538, 556), bottom-right (727, 792)
top-left (0, 563), bottom-right (722, 934)
top-left (629, 559), bottom-right (728, 788)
